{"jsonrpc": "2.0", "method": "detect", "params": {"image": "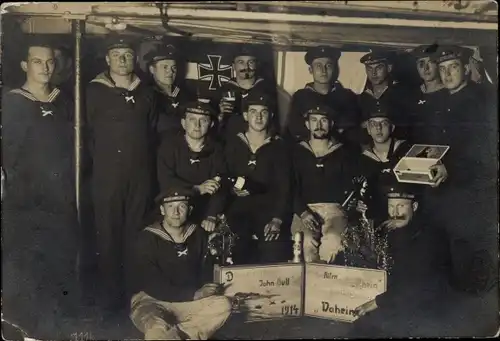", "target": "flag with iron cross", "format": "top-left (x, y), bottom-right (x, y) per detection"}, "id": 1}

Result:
top-left (138, 40), bottom-right (276, 100)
